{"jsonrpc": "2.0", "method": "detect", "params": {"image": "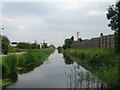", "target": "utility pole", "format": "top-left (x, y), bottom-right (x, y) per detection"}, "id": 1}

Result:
top-left (43, 39), bottom-right (45, 43)
top-left (77, 32), bottom-right (79, 40)
top-left (0, 27), bottom-right (4, 55)
top-left (1, 27), bottom-right (4, 35)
